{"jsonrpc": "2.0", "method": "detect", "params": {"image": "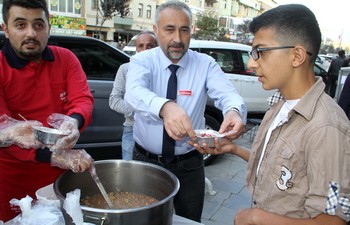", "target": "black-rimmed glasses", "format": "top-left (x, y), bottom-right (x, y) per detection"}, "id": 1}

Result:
top-left (249, 46), bottom-right (313, 60)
